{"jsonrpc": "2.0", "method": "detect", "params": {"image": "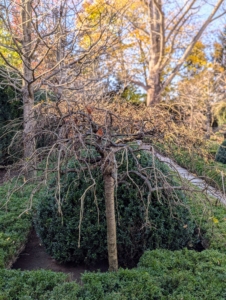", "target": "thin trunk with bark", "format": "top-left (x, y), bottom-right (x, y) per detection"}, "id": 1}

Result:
top-left (21, 0), bottom-right (36, 170)
top-left (103, 151), bottom-right (118, 271)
